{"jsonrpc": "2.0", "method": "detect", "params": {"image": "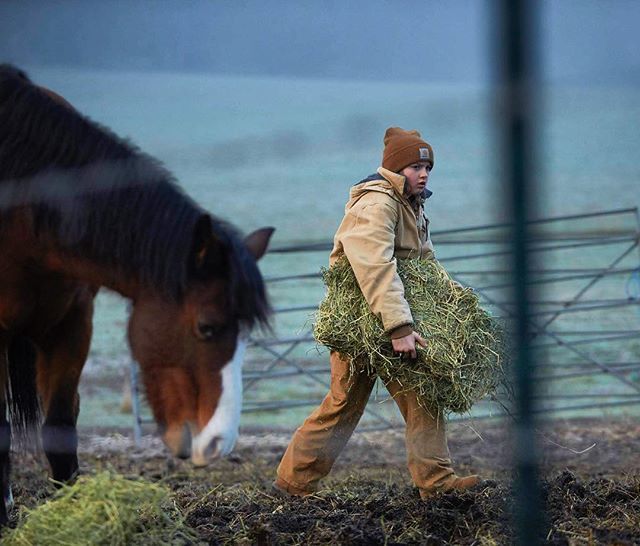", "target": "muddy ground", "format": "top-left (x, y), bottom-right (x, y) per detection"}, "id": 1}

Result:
top-left (4, 417), bottom-right (640, 545)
